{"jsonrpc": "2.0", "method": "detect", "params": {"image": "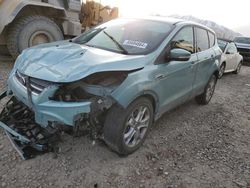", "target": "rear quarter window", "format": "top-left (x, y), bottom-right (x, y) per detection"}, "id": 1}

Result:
top-left (196, 27), bottom-right (209, 52)
top-left (208, 32), bottom-right (215, 47)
